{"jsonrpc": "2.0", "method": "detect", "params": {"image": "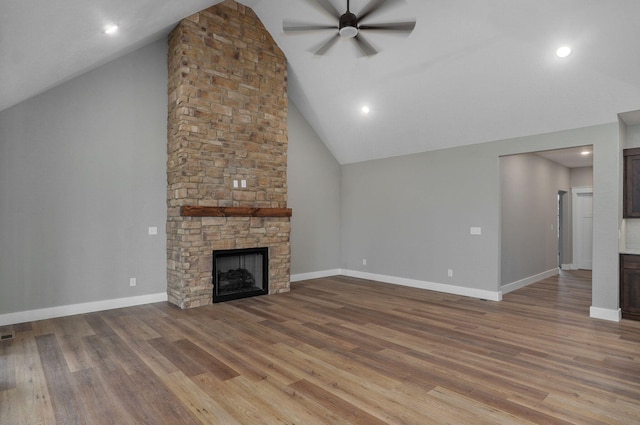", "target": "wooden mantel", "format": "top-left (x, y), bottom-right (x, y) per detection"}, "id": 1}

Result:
top-left (180, 206), bottom-right (292, 218)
